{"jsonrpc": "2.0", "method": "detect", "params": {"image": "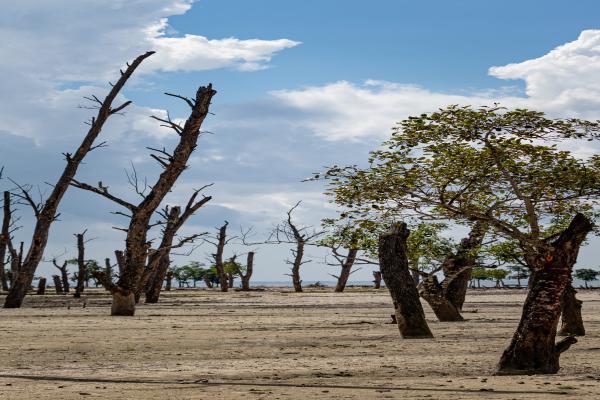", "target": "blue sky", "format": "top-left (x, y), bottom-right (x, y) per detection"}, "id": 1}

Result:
top-left (1, 0), bottom-right (600, 283)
